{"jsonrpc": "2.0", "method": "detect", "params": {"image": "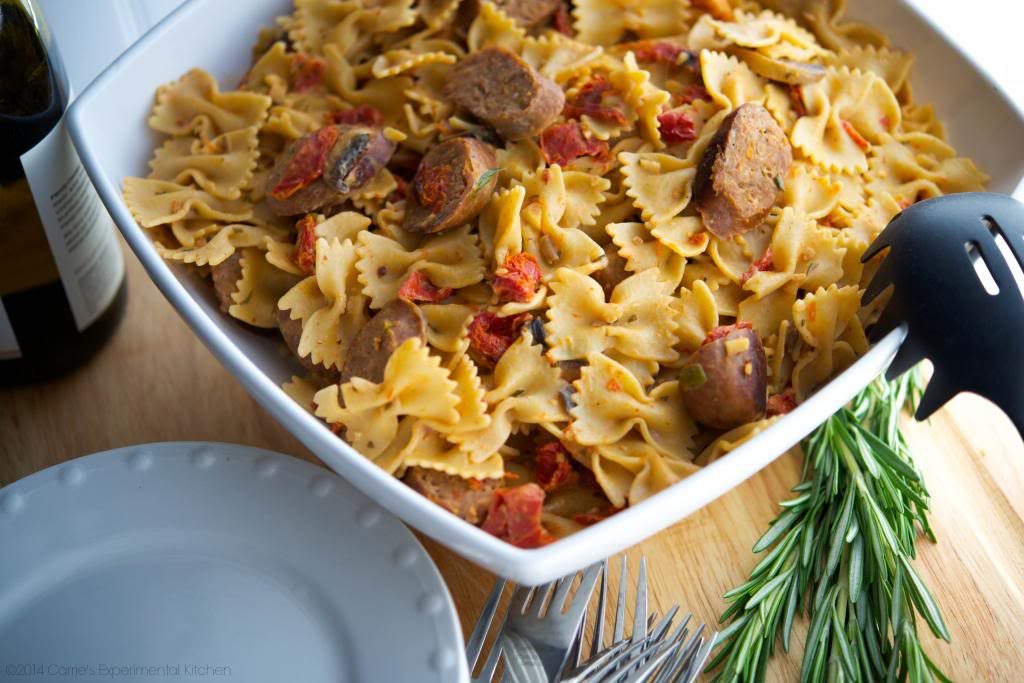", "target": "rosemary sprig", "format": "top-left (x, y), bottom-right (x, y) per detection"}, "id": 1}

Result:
top-left (709, 371), bottom-right (951, 682)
